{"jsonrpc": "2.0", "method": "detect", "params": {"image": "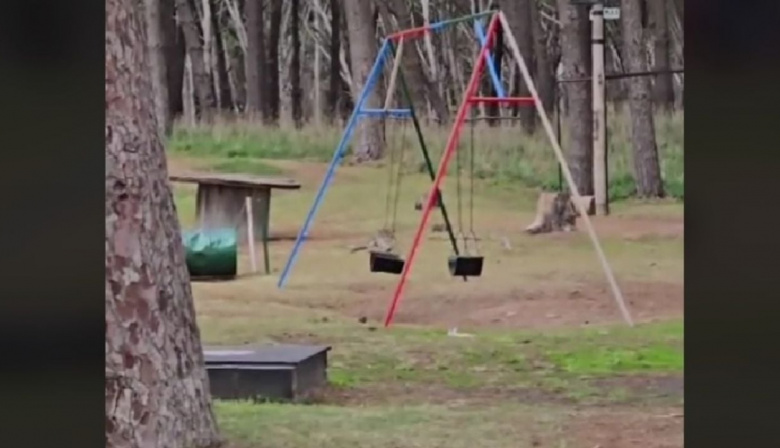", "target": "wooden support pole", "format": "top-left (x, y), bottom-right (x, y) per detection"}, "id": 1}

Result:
top-left (245, 196), bottom-right (257, 273)
top-left (591, 3), bottom-right (609, 215)
top-left (383, 38), bottom-right (405, 110)
top-left (498, 11), bottom-right (634, 327)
